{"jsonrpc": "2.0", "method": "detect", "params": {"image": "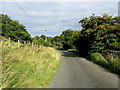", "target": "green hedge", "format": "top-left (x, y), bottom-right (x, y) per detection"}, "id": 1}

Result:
top-left (89, 52), bottom-right (120, 75)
